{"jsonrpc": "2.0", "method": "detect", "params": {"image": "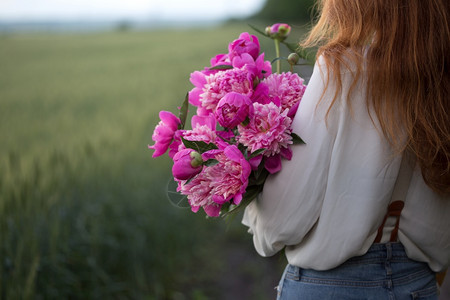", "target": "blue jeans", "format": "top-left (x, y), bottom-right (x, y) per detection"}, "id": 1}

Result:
top-left (277, 243), bottom-right (438, 300)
